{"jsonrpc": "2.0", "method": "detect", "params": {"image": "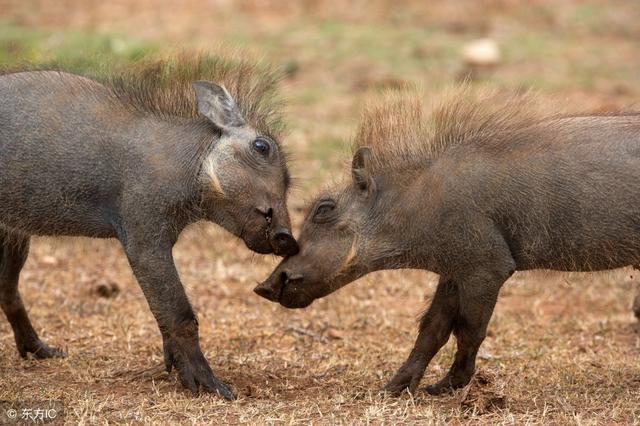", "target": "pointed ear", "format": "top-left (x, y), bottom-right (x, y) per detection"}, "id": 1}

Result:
top-left (351, 147), bottom-right (376, 197)
top-left (192, 81), bottom-right (245, 130)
